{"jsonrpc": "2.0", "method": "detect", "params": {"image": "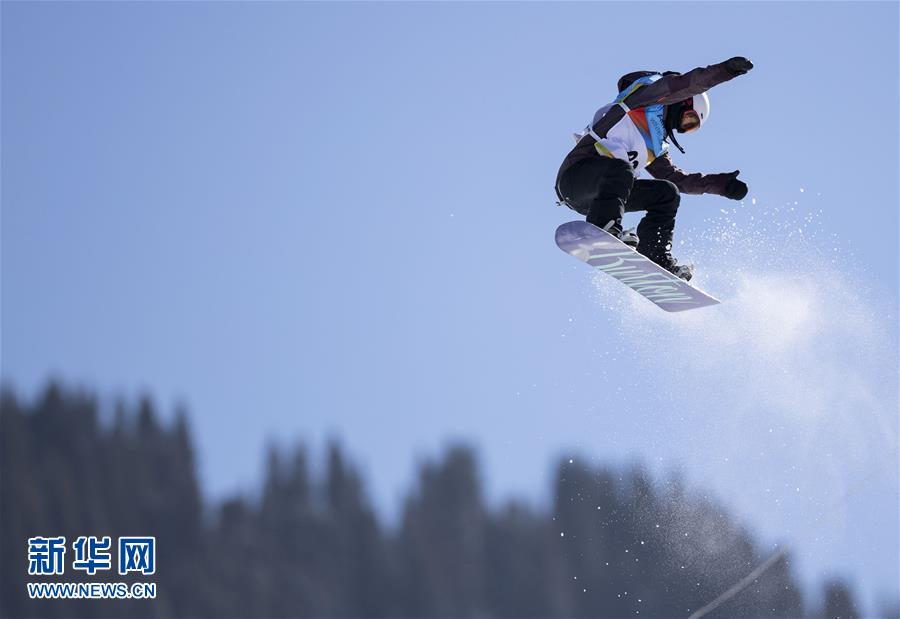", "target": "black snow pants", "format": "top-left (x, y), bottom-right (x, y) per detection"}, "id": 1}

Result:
top-left (556, 155), bottom-right (680, 262)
